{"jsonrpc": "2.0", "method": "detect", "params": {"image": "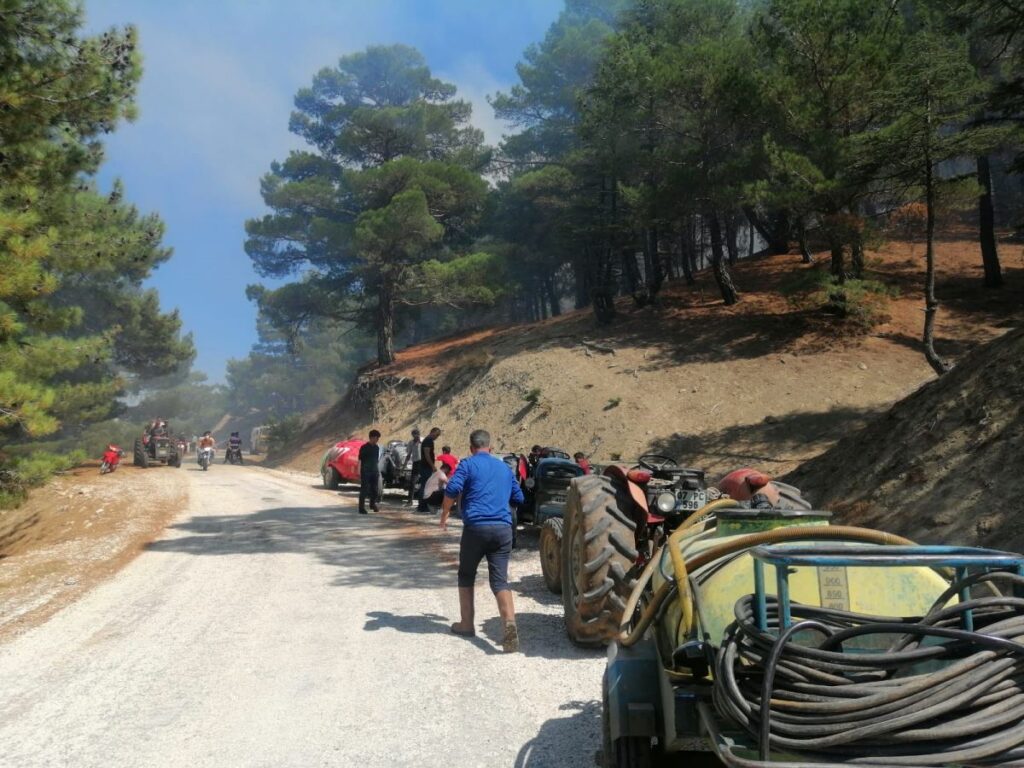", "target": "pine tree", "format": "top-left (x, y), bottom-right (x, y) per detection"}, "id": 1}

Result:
top-left (245, 45), bottom-right (491, 365)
